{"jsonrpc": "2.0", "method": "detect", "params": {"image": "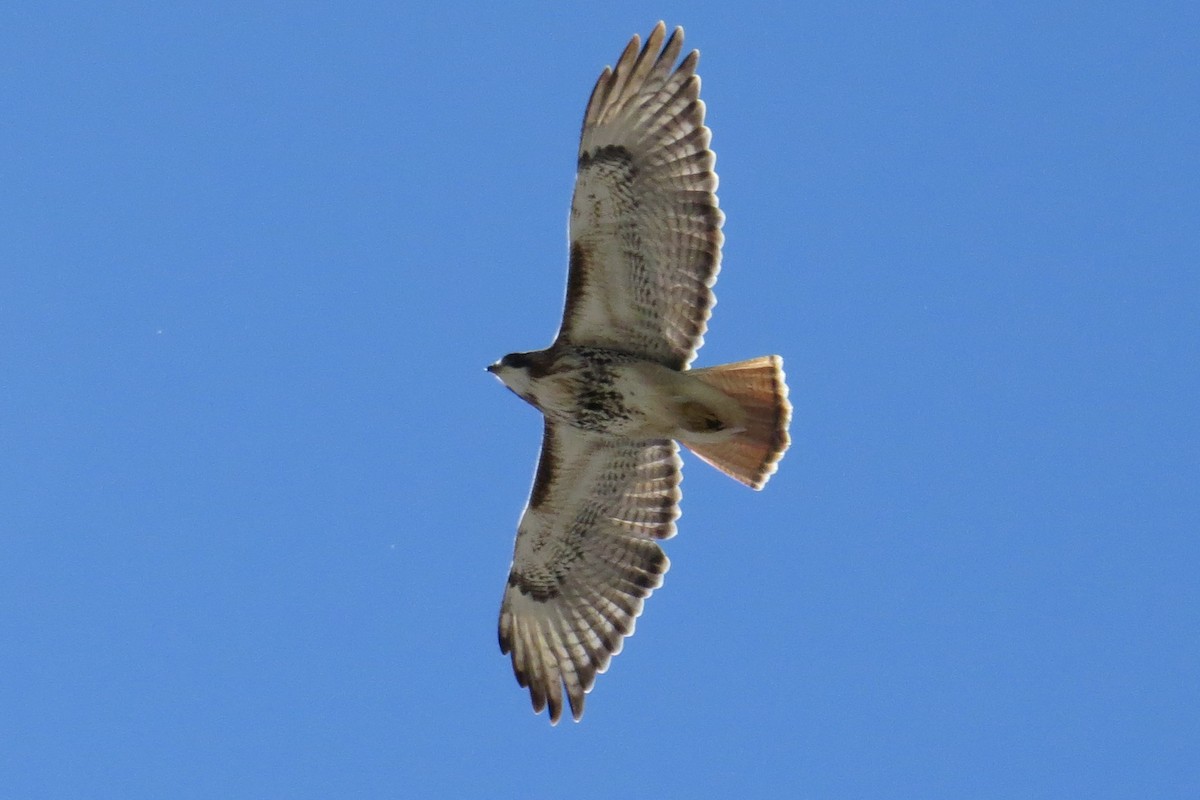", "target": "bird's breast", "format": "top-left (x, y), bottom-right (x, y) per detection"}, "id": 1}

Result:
top-left (532, 350), bottom-right (685, 438)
